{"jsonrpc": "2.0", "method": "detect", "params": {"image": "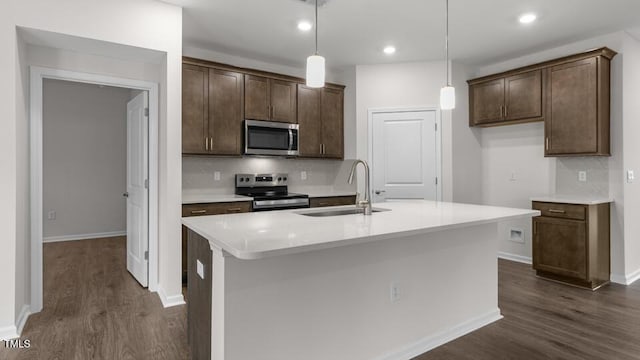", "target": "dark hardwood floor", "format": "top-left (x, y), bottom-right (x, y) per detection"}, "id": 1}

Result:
top-left (3, 241), bottom-right (640, 360)
top-left (415, 259), bottom-right (640, 360)
top-left (0, 237), bottom-right (188, 360)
